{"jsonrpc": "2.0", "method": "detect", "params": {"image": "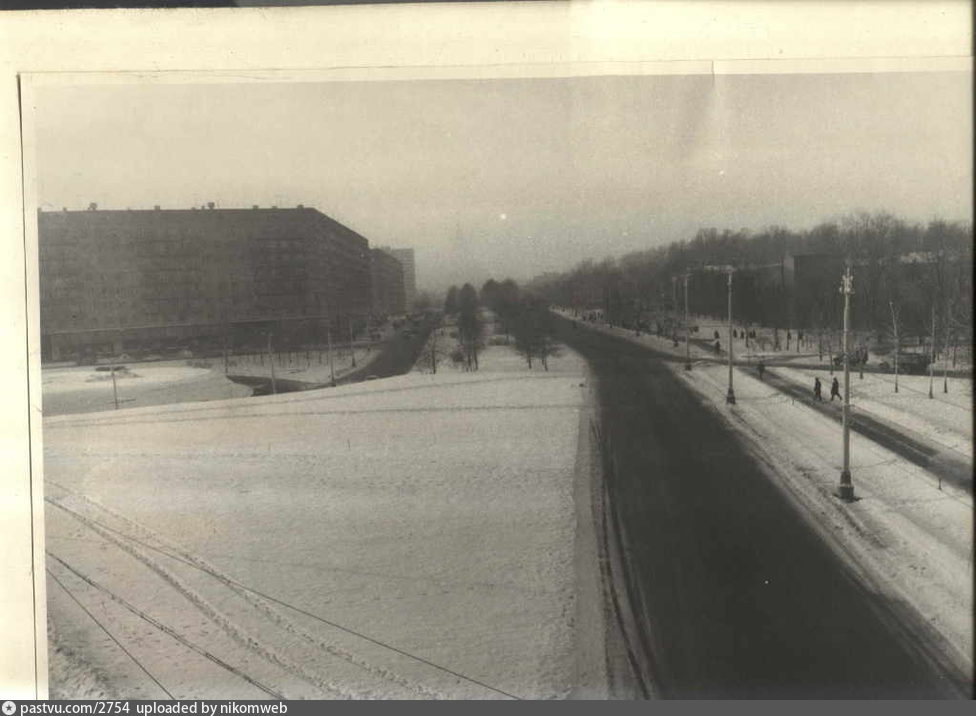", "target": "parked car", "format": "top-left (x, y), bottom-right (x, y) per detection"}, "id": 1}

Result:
top-left (880, 352), bottom-right (930, 375)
